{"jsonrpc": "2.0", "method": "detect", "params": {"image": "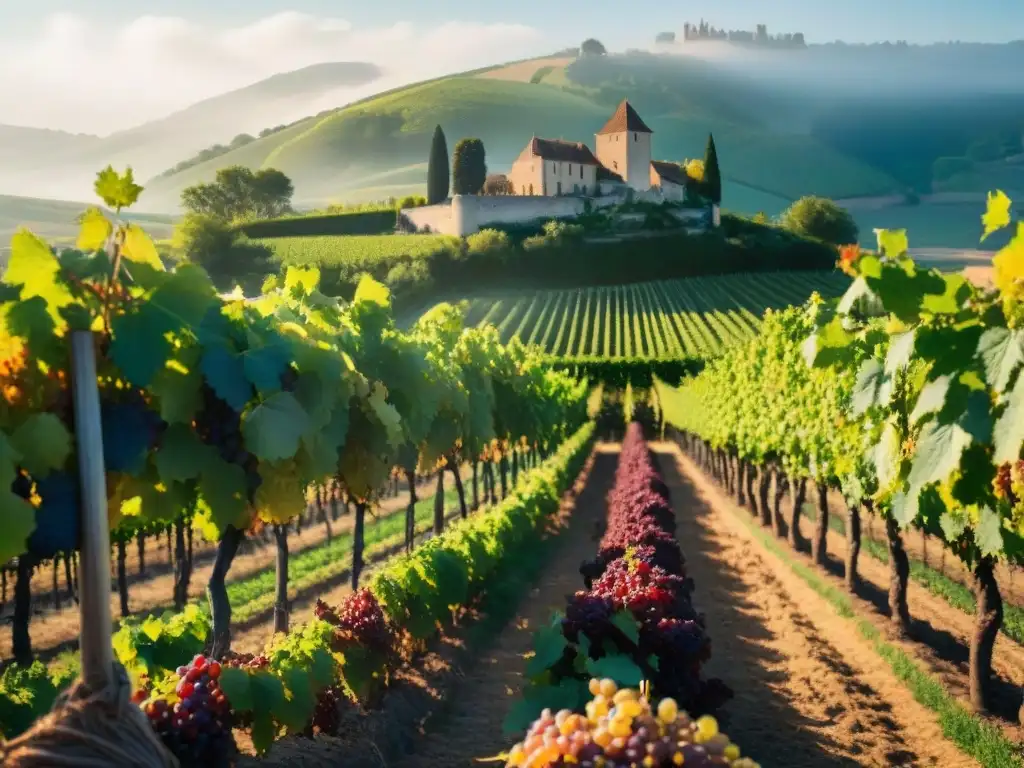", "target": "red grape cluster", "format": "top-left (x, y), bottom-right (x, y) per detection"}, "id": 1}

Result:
top-left (315, 591), bottom-right (395, 654)
top-left (222, 651), bottom-right (270, 670)
top-left (554, 423), bottom-right (727, 713)
top-left (993, 461), bottom-right (1024, 506)
top-left (143, 654), bottom-right (236, 767)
